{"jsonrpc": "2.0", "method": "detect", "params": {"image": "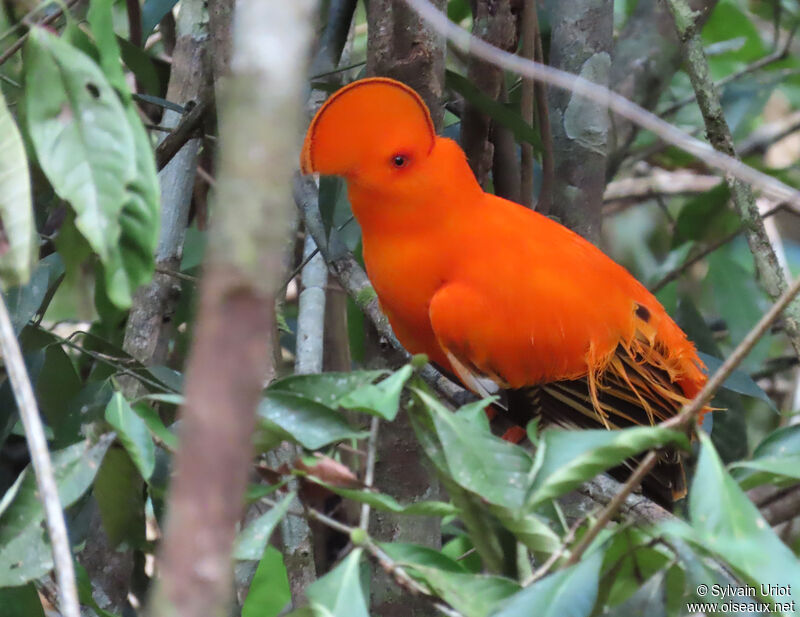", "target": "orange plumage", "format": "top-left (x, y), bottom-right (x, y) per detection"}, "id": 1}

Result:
top-left (301, 78), bottom-right (707, 503)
